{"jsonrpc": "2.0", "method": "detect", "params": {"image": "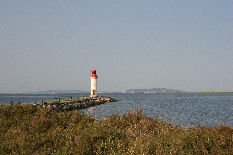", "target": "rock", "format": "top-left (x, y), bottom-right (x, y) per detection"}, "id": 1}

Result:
top-left (47, 105), bottom-right (51, 110)
top-left (32, 96), bottom-right (117, 112)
